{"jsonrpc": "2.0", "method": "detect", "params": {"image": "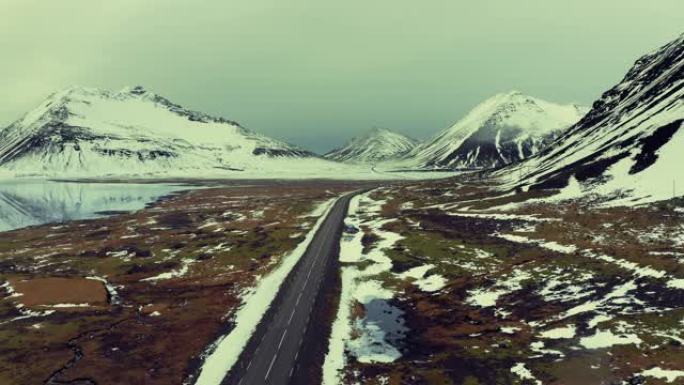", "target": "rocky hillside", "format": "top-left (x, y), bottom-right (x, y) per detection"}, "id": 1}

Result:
top-left (501, 33), bottom-right (684, 205)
